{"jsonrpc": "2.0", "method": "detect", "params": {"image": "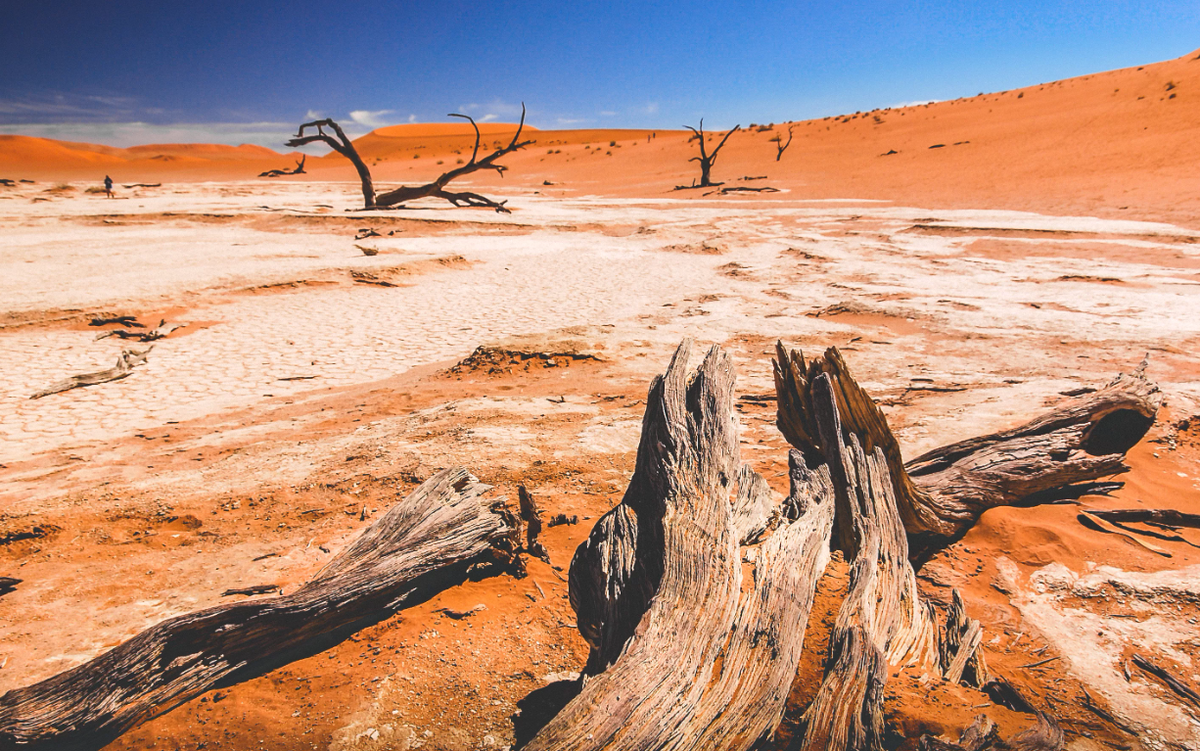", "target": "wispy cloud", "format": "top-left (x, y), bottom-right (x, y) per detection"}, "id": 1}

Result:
top-left (555, 117), bottom-right (591, 126)
top-left (304, 109), bottom-right (324, 120)
top-left (0, 121), bottom-right (315, 150)
top-left (0, 91), bottom-right (144, 123)
top-left (457, 99), bottom-right (524, 123)
top-left (598, 110), bottom-right (617, 117)
top-left (348, 109), bottom-right (395, 128)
